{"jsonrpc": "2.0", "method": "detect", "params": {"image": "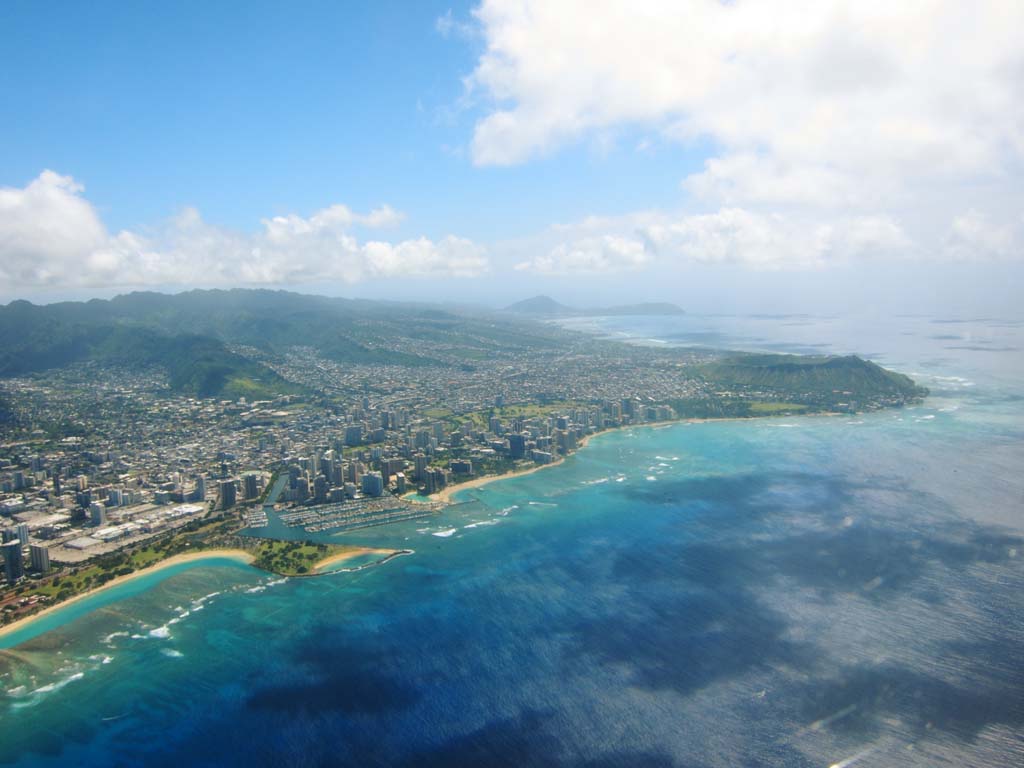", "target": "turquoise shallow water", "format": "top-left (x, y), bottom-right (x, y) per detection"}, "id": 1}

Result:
top-left (1, 313), bottom-right (1022, 766)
